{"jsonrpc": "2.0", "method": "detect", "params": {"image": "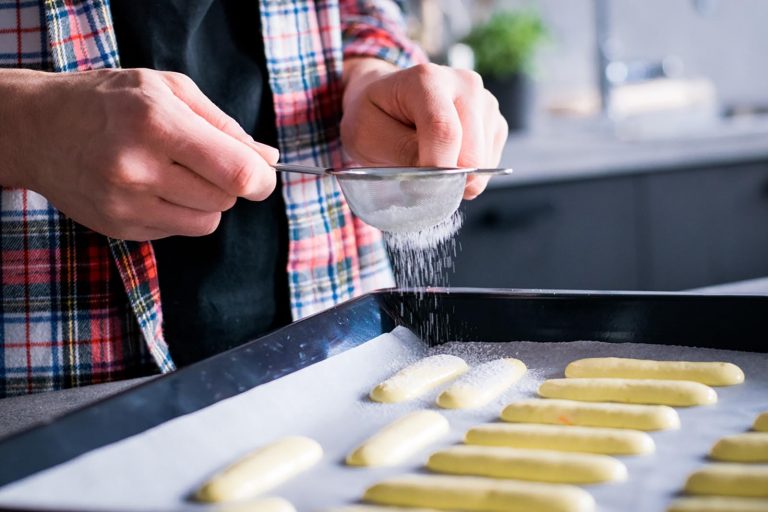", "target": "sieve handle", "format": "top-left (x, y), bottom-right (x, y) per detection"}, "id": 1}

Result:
top-left (273, 163), bottom-right (330, 176)
top-left (472, 167), bottom-right (514, 175)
